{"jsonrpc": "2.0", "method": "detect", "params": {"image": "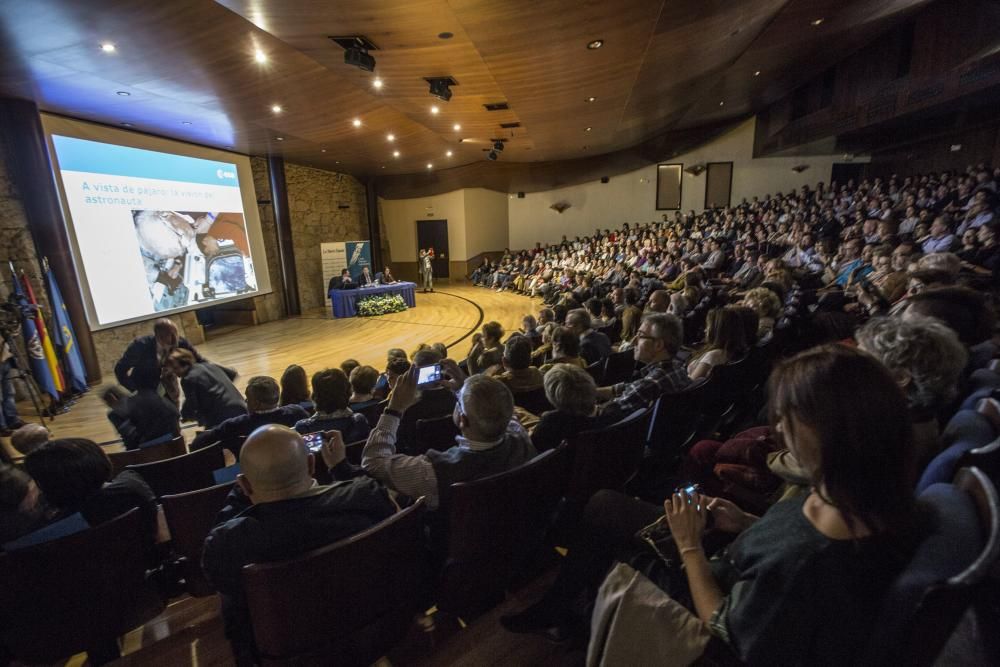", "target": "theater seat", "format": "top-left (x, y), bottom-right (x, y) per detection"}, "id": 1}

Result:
top-left (161, 482), bottom-right (235, 597)
top-left (242, 499), bottom-right (429, 666)
top-left (512, 386), bottom-right (553, 415)
top-left (435, 447), bottom-right (569, 620)
top-left (862, 467), bottom-right (1000, 666)
top-left (565, 407), bottom-right (651, 507)
top-left (601, 349), bottom-right (636, 386)
top-left (917, 411), bottom-right (996, 494)
top-left (108, 435), bottom-right (187, 475)
top-left (0, 508), bottom-right (164, 665)
top-left (126, 441), bottom-right (227, 497)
